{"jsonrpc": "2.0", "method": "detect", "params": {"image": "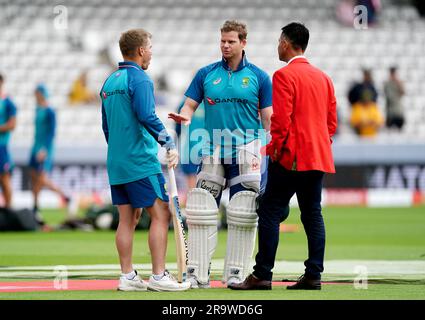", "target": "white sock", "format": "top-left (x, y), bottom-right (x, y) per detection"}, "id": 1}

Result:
top-left (122, 270), bottom-right (136, 280)
top-left (152, 272), bottom-right (165, 281)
